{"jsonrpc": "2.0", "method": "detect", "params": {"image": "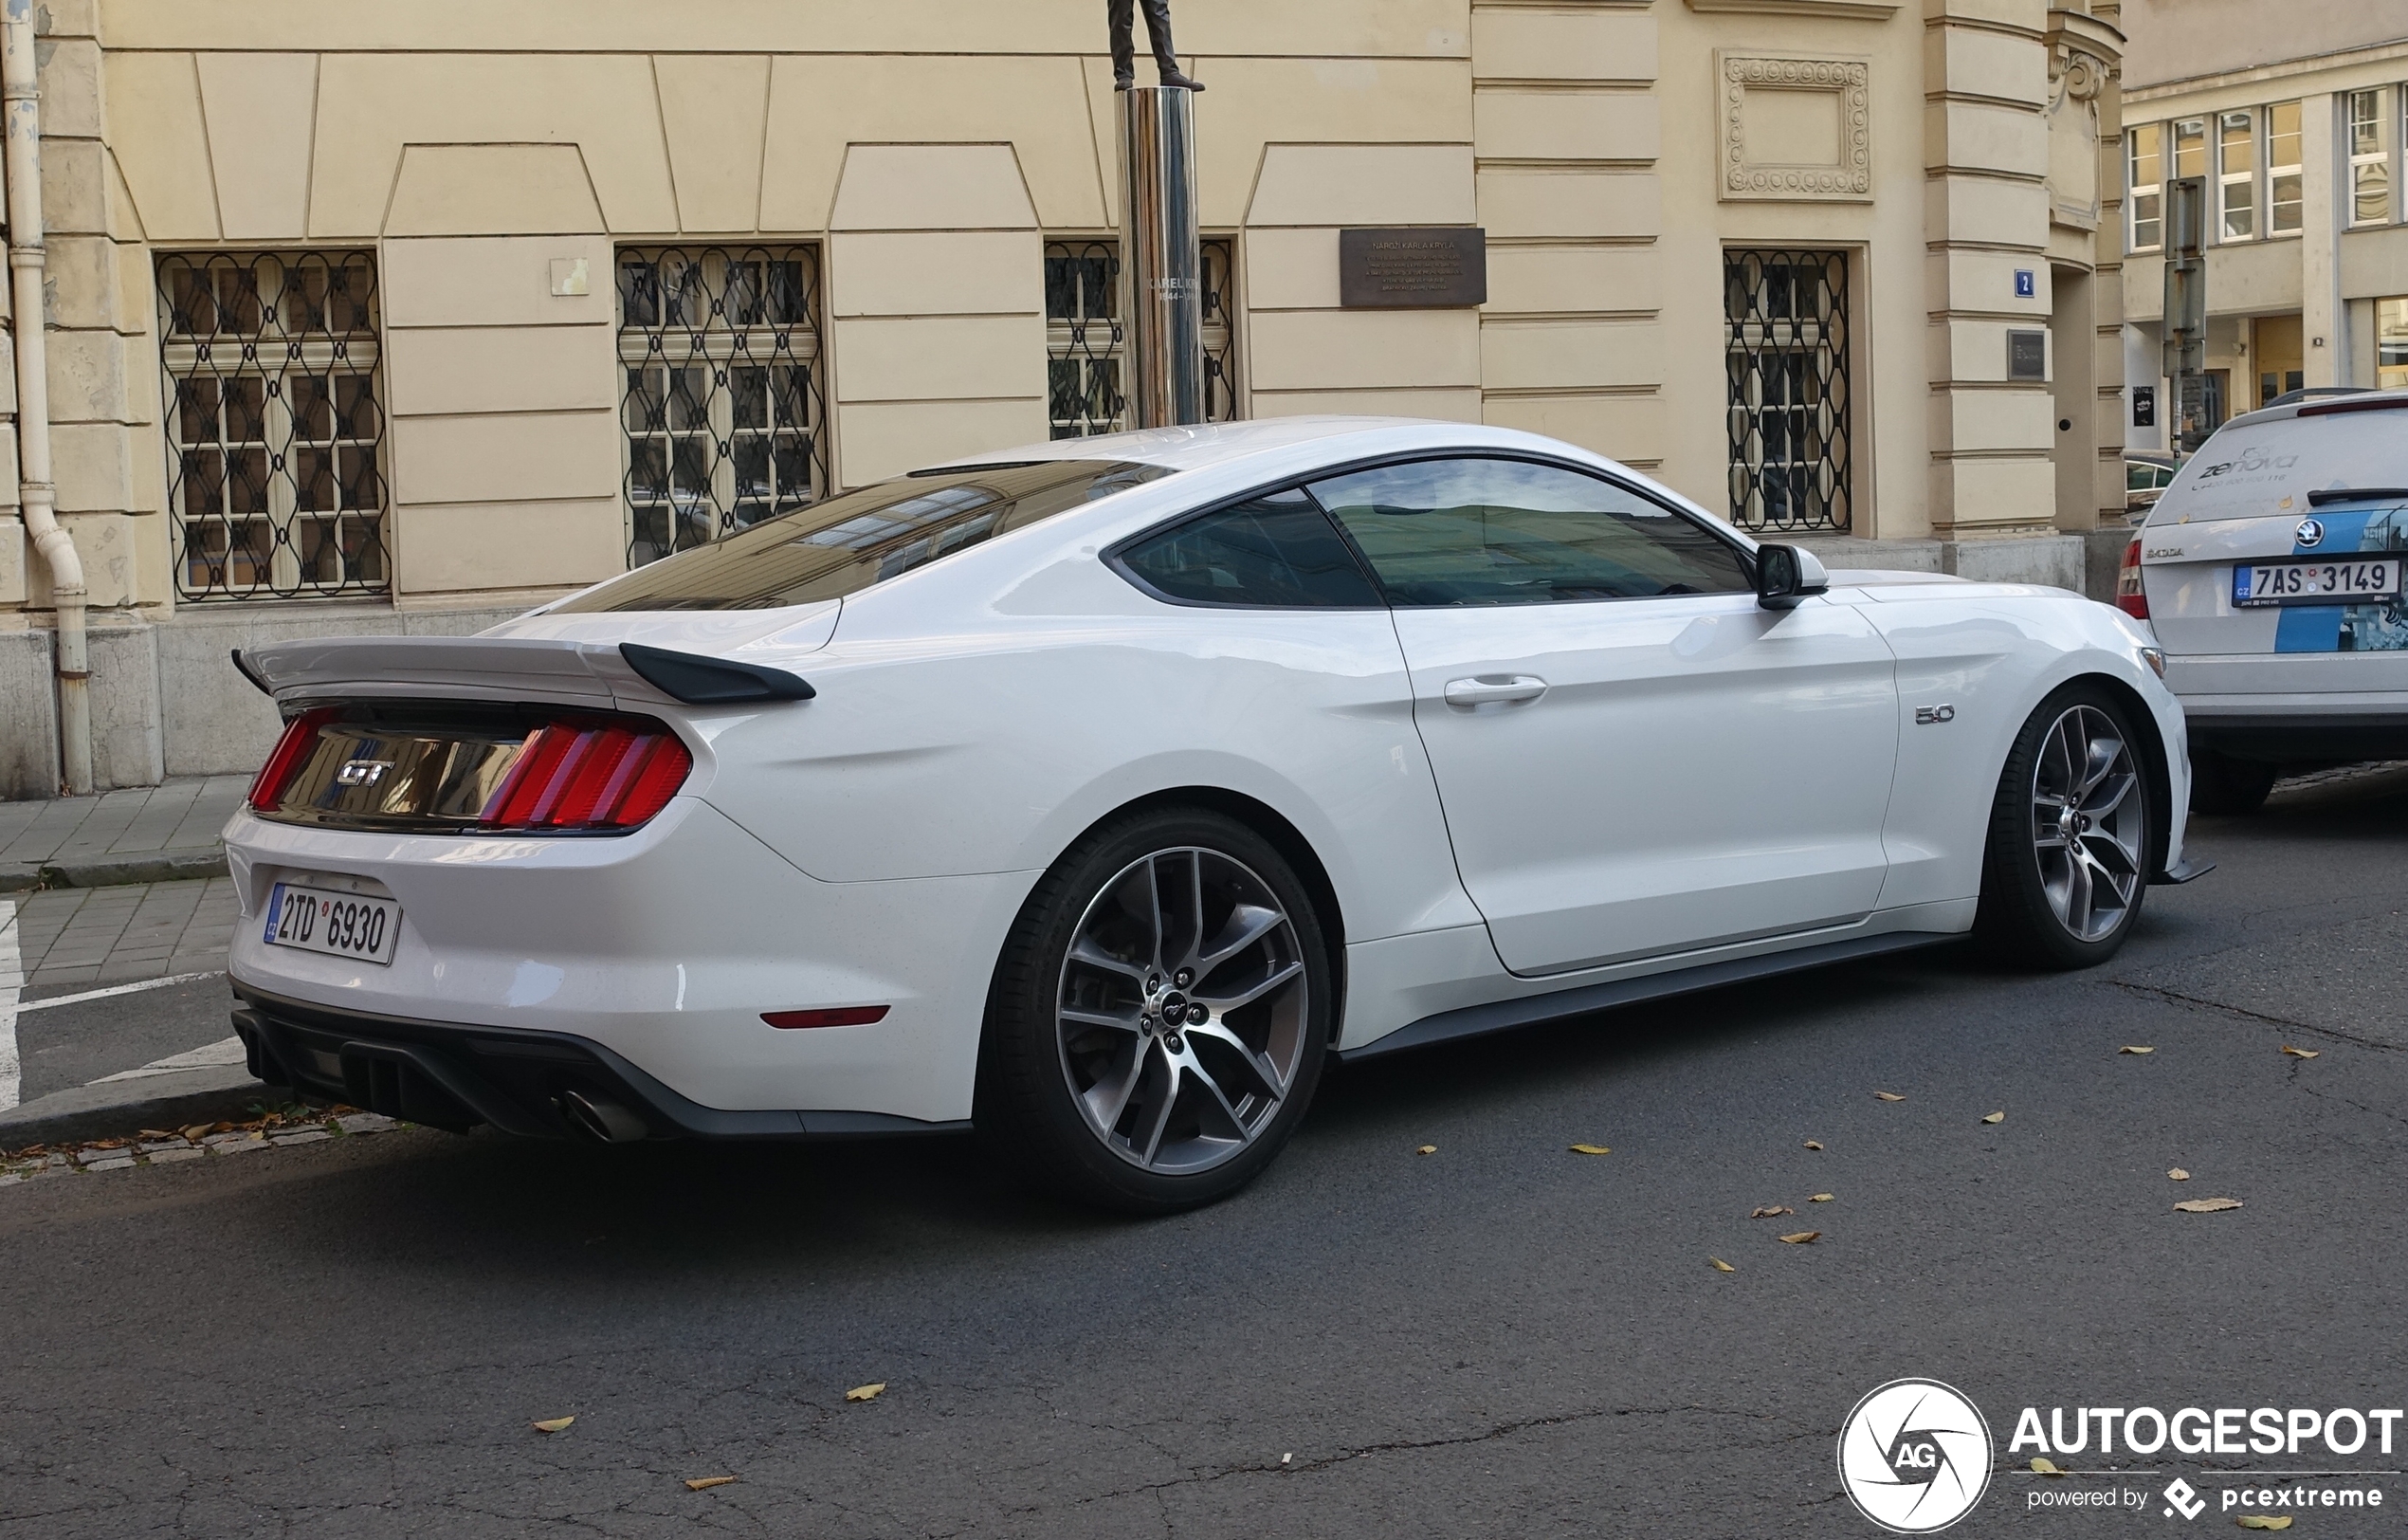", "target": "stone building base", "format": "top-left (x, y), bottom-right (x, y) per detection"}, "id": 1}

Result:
top-left (1795, 533), bottom-right (2107, 601)
top-left (1, 603), bottom-right (531, 799)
